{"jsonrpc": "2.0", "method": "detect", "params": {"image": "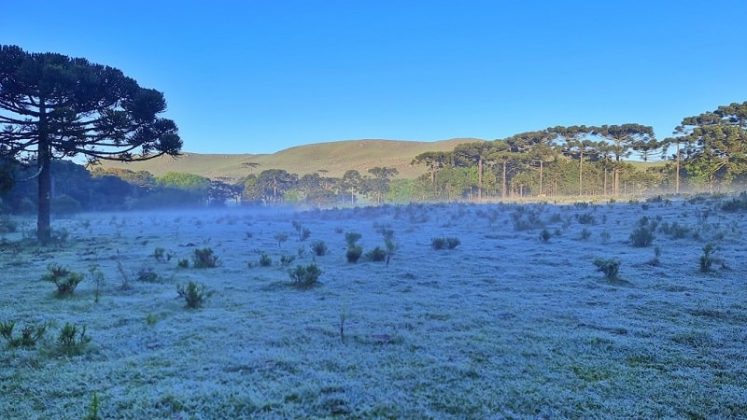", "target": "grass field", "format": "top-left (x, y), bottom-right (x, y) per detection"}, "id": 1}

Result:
top-left (1, 196), bottom-right (746, 418)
